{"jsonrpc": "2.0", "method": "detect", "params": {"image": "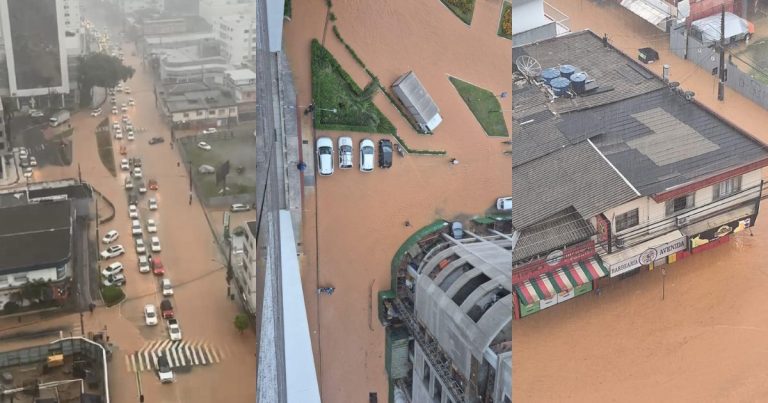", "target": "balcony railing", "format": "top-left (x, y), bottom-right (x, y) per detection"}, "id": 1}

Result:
top-left (544, 2), bottom-right (570, 36)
